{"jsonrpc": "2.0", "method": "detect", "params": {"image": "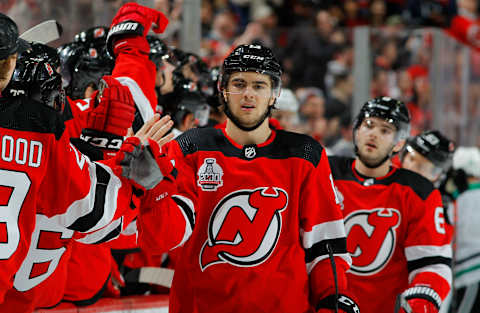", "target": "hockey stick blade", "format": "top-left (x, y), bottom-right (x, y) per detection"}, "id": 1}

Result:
top-left (20, 20), bottom-right (63, 44)
top-left (125, 267), bottom-right (174, 288)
